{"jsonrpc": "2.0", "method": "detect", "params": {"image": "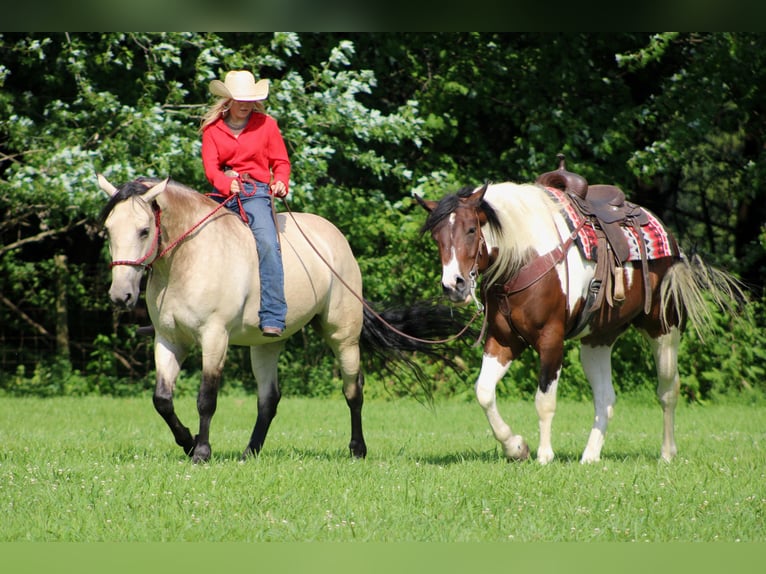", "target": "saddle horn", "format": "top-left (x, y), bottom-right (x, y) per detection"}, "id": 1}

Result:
top-left (535, 153), bottom-right (588, 199)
